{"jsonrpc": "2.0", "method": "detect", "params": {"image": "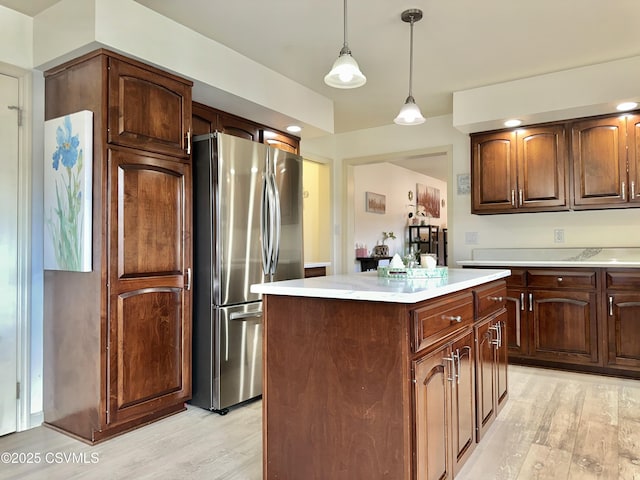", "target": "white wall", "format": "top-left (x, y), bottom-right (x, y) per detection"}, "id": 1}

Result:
top-left (302, 160), bottom-right (331, 265)
top-left (353, 162), bottom-right (446, 267)
top-left (0, 6), bottom-right (32, 69)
